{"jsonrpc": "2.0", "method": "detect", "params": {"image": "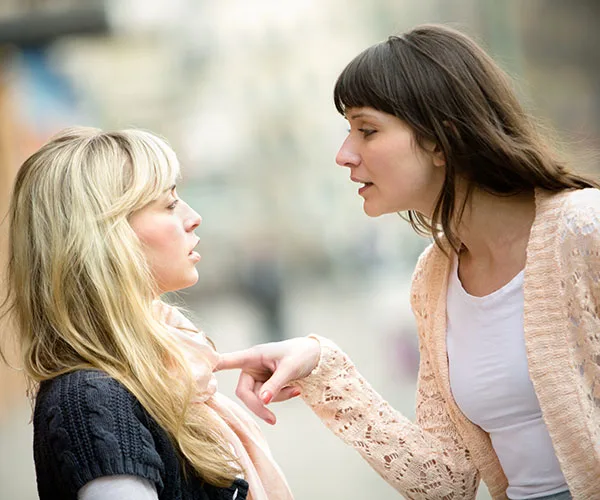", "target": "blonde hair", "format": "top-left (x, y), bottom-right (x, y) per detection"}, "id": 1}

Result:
top-left (2, 126), bottom-right (239, 485)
